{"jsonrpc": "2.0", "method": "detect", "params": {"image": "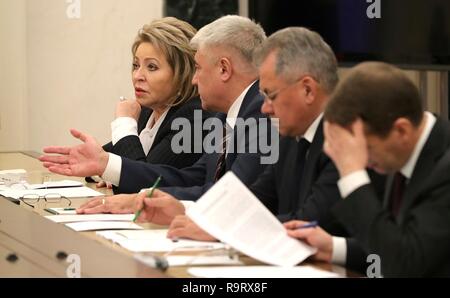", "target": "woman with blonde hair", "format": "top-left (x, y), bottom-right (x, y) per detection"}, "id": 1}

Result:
top-left (91, 17), bottom-right (211, 189)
